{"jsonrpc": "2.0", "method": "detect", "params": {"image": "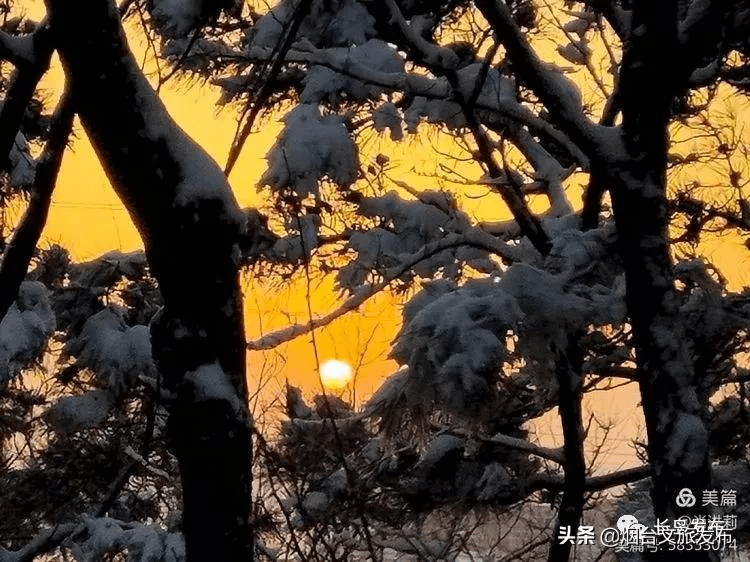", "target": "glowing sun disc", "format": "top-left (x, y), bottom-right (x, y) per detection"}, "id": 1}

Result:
top-left (320, 359), bottom-right (353, 391)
